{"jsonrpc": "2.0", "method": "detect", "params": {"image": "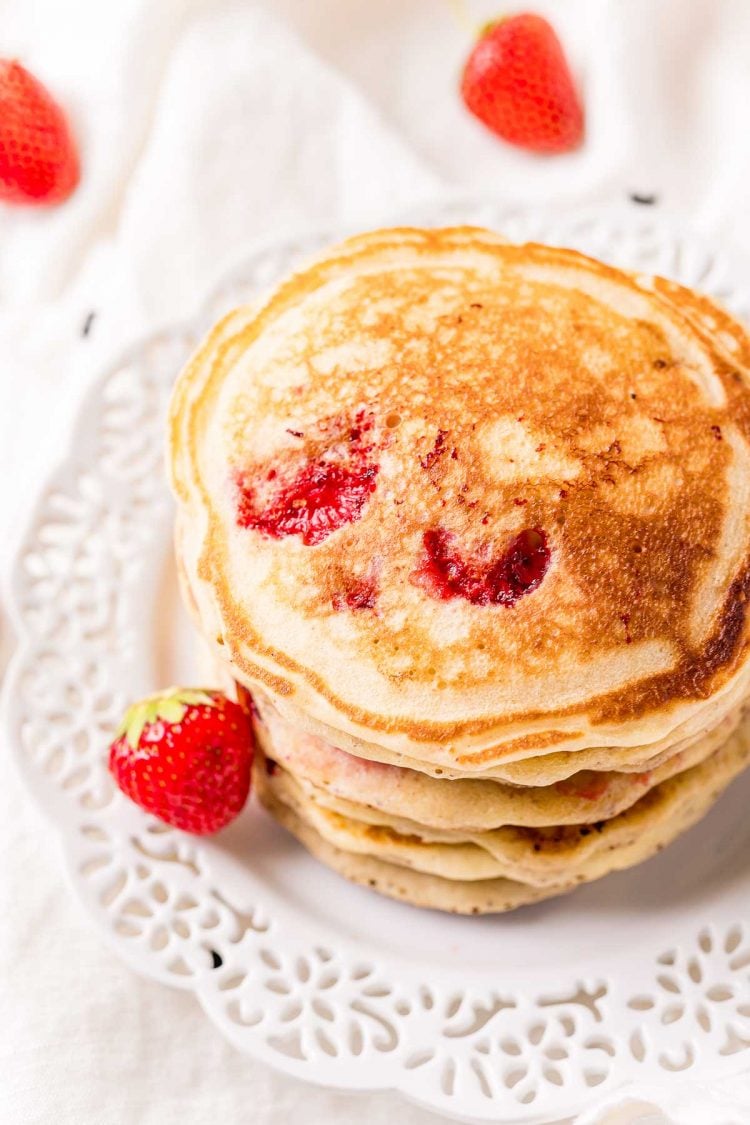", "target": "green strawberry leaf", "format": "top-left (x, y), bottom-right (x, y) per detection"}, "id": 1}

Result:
top-left (116, 687), bottom-right (221, 749)
top-left (157, 697), bottom-right (189, 725)
top-left (125, 706), bottom-right (150, 749)
top-left (478, 17), bottom-right (503, 38)
top-left (173, 689), bottom-right (217, 708)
